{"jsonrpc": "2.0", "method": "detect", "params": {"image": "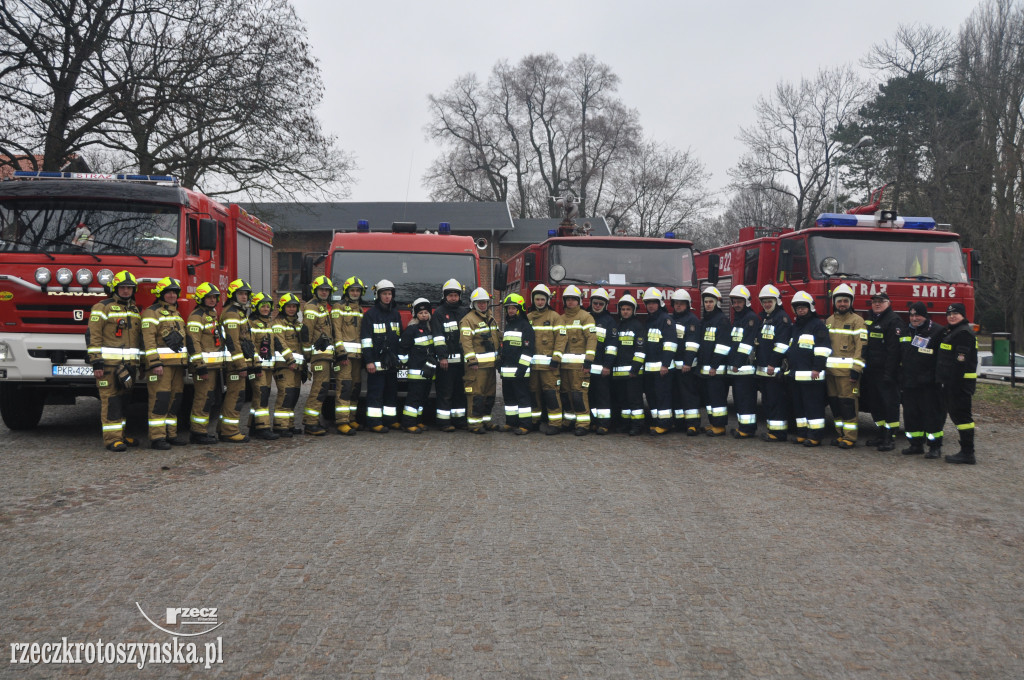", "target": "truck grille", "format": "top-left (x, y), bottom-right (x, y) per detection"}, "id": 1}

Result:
top-left (15, 303), bottom-right (92, 328)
